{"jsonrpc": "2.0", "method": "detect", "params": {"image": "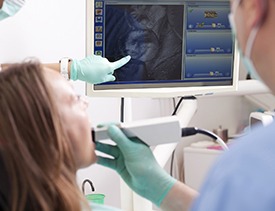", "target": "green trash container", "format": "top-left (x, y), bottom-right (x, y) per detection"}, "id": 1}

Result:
top-left (85, 193), bottom-right (105, 204)
top-left (82, 179), bottom-right (105, 205)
